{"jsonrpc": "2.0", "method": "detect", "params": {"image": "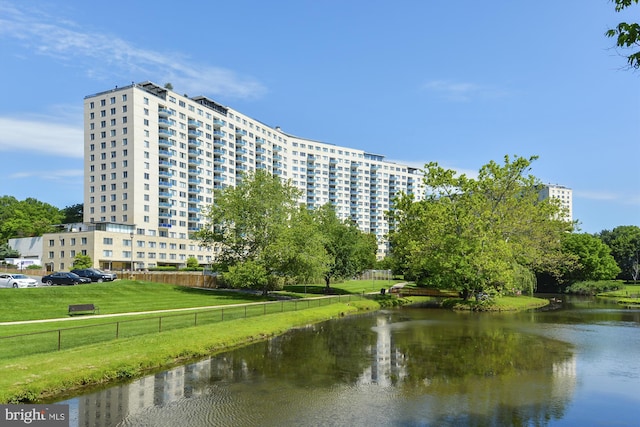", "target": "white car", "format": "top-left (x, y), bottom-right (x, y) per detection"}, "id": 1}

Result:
top-left (0, 273), bottom-right (39, 288)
